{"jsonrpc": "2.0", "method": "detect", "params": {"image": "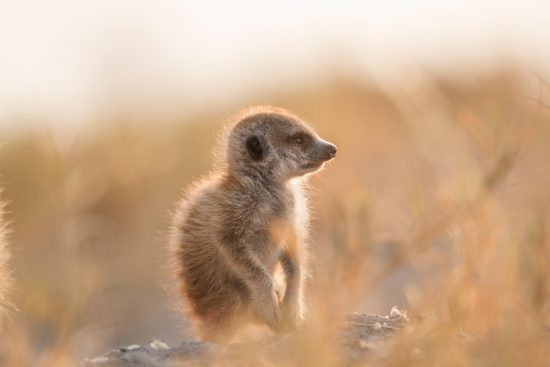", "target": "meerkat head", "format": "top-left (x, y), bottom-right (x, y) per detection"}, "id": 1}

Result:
top-left (224, 106), bottom-right (337, 182)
